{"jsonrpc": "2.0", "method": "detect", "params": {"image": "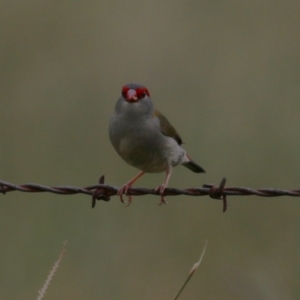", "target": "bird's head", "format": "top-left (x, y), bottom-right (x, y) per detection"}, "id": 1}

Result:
top-left (116, 83), bottom-right (153, 117)
top-left (121, 83), bottom-right (150, 102)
